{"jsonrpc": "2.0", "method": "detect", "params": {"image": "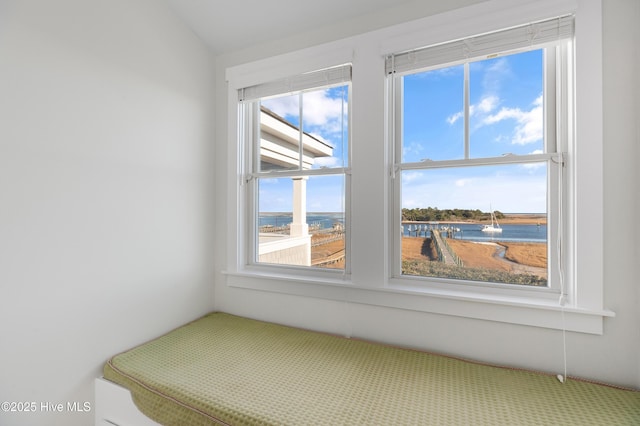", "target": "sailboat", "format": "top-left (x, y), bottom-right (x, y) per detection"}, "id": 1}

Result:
top-left (481, 208), bottom-right (502, 233)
